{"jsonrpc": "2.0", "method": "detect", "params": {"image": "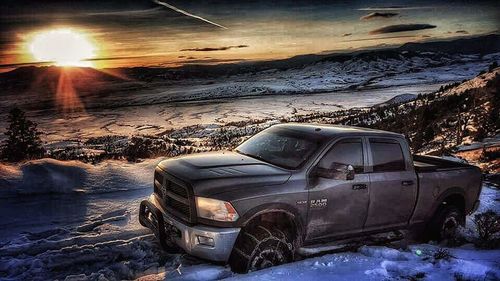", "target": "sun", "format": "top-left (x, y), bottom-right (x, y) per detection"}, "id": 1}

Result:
top-left (29, 29), bottom-right (96, 67)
